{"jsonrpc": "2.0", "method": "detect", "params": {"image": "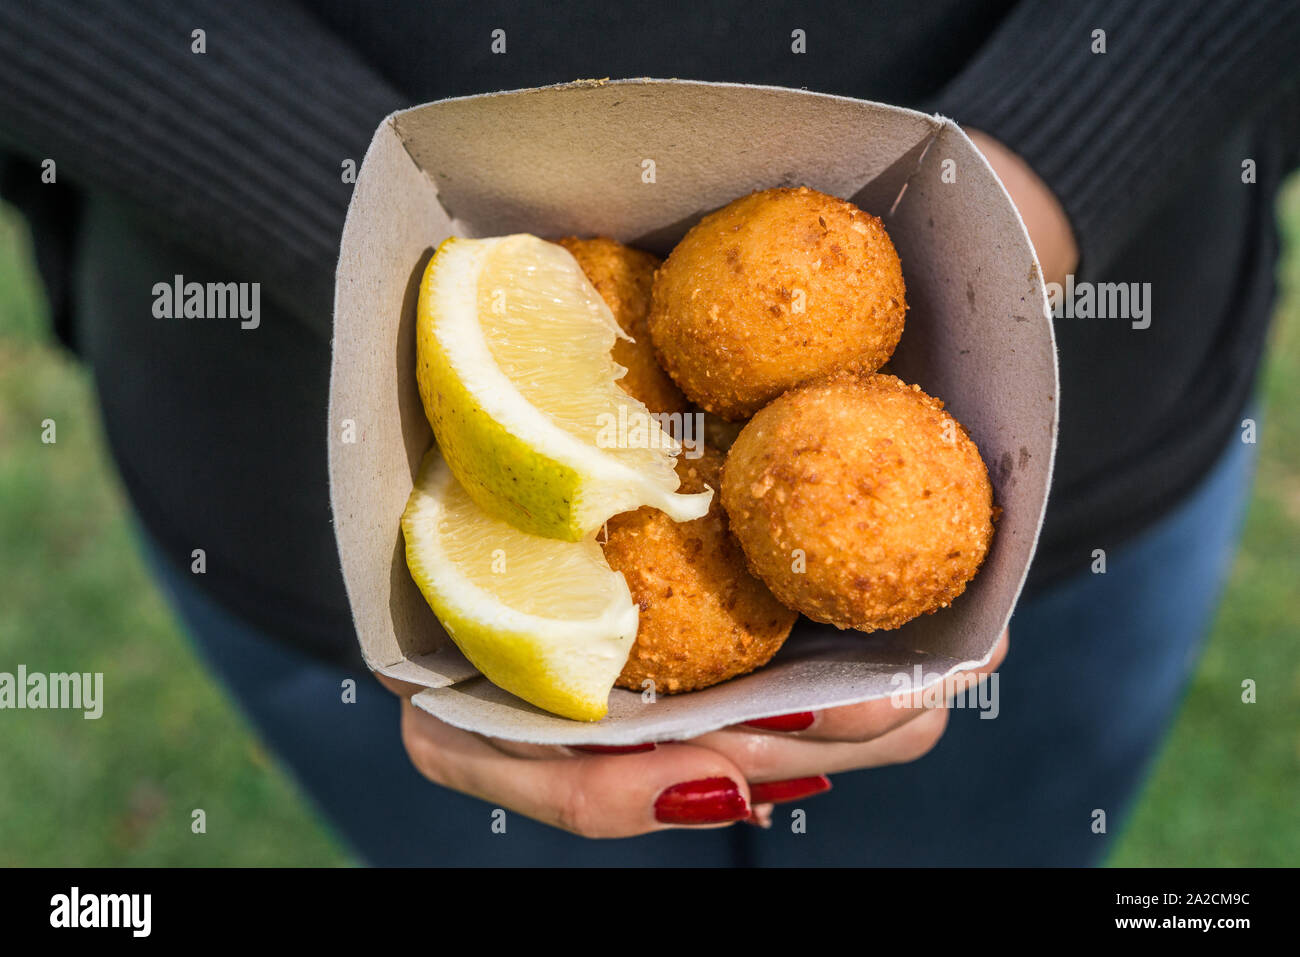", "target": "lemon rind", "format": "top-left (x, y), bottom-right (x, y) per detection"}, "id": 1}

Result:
top-left (418, 235), bottom-right (712, 538)
top-left (401, 449), bottom-right (639, 721)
